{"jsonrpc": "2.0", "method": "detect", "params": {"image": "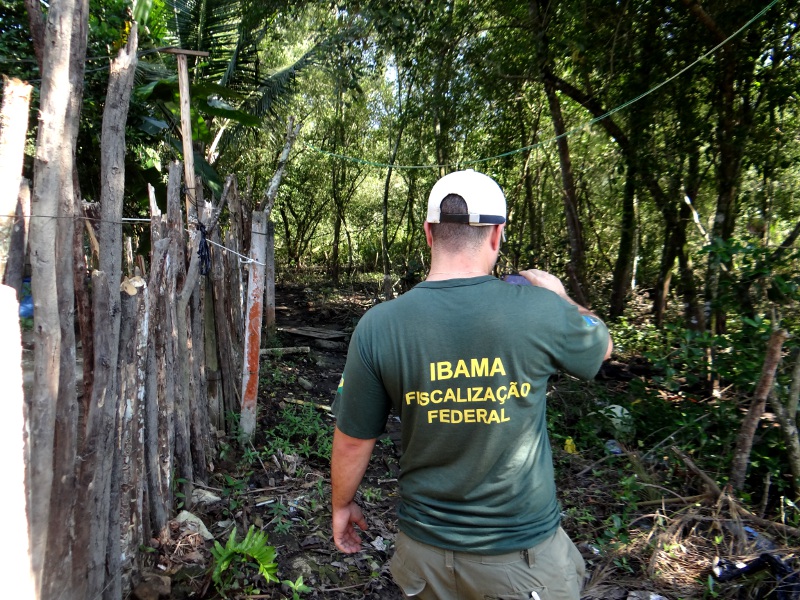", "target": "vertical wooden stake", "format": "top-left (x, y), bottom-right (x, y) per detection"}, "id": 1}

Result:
top-left (176, 54), bottom-right (195, 221)
top-left (239, 118), bottom-right (301, 442)
top-left (240, 212), bottom-right (268, 440)
top-left (265, 220), bottom-right (276, 337)
top-left (164, 48), bottom-right (209, 222)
